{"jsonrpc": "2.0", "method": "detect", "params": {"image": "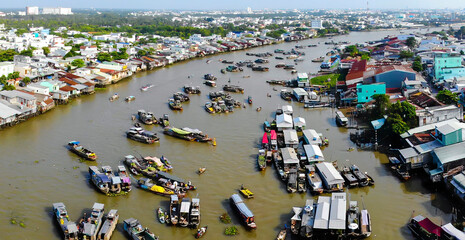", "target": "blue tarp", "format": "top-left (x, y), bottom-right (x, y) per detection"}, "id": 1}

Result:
top-left (371, 118), bottom-right (385, 130)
